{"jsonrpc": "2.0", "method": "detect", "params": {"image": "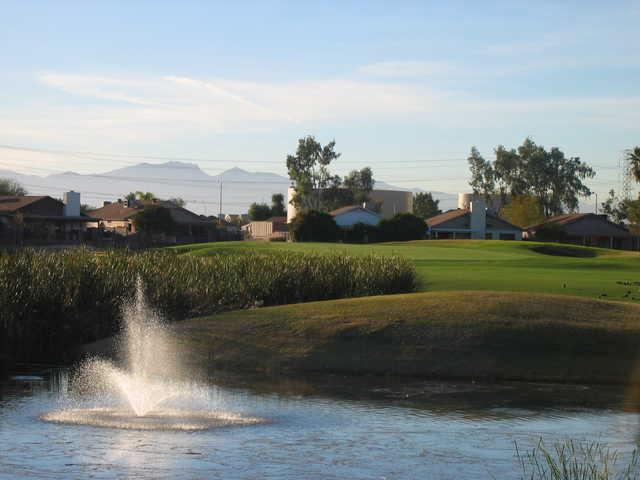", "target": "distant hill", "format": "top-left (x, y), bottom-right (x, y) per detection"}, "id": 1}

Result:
top-left (0, 161), bottom-right (459, 214)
